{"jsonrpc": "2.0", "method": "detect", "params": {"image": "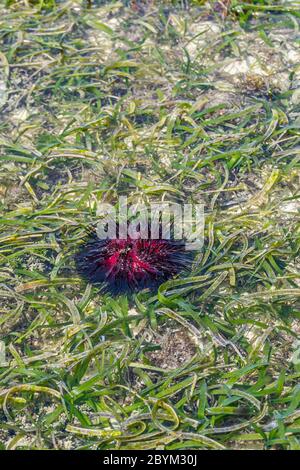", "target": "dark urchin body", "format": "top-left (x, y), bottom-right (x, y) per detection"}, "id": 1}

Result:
top-left (75, 235), bottom-right (192, 293)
